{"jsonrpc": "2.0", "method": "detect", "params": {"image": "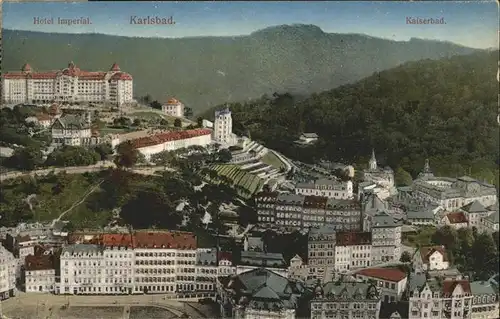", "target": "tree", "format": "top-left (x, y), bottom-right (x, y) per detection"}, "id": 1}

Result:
top-left (184, 106), bottom-right (193, 118)
top-left (9, 146), bottom-right (44, 170)
top-left (93, 143), bottom-right (114, 161)
top-left (133, 118), bottom-right (142, 126)
top-left (395, 167), bottom-right (413, 186)
top-left (45, 146), bottom-right (100, 167)
top-left (160, 119), bottom-right (169, 126)
top-left (431, 226), bottom-right (458, 252)
top-left (217, 149), bottom-right (232, 163)
top-left (150, 100), bottom-right (162, 110)
top-left (471, 232), bottom-right (499, 280)
top-left (114, 141), bottom-right (141, 168)
top-left (196, 117), bottom-right (204, 127)
top-left (400, 251), bottom-right (412, 263)
top-left (174, 118), bottom-right (182, 128)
